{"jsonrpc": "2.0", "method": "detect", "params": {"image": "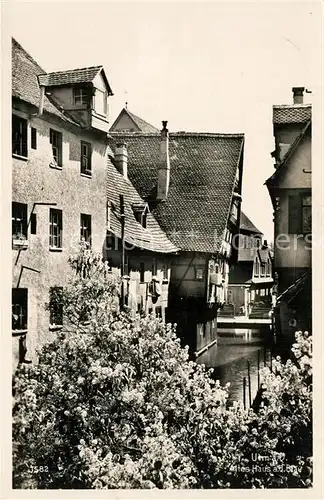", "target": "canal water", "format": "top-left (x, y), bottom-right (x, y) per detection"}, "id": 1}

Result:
top-left (197, 329), bottom-right (272, 406)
